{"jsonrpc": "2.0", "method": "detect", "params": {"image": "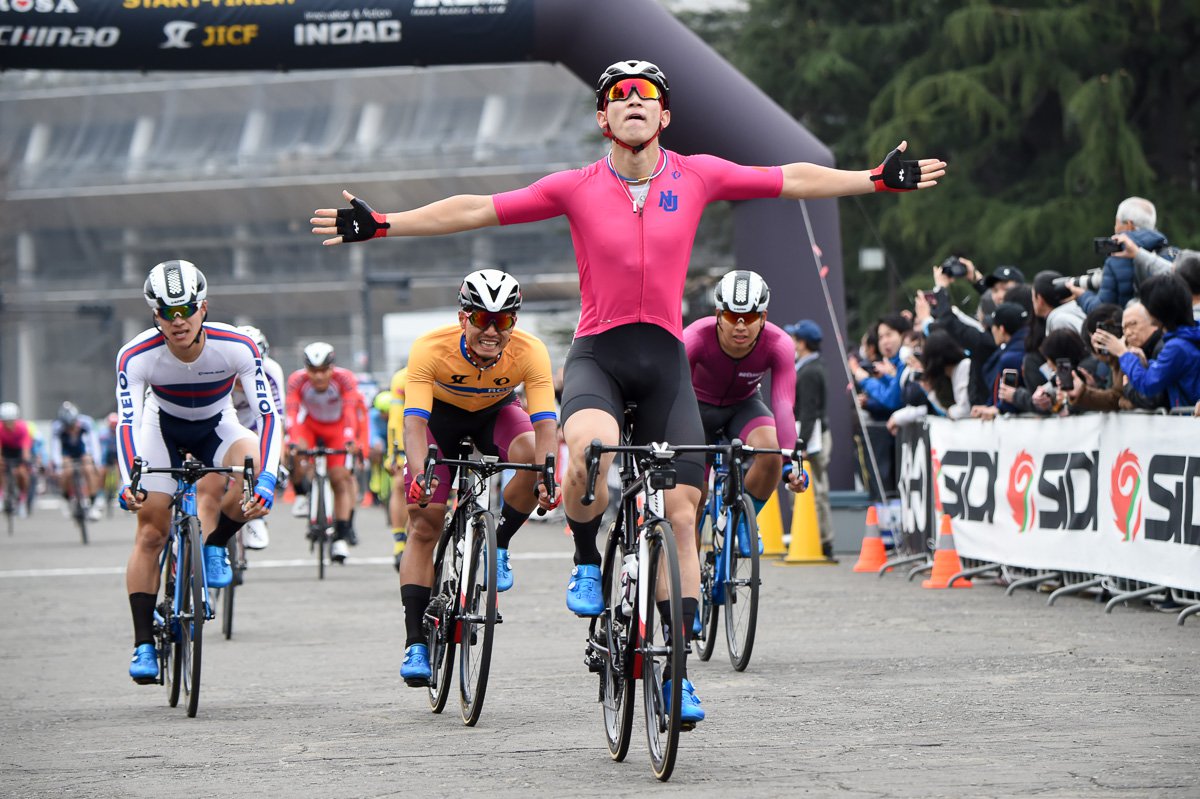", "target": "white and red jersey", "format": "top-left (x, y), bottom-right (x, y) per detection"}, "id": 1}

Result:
top-left (286, 366), bottom-right (367, 446)
top-left (114, 323), bottom-right (282, 484)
